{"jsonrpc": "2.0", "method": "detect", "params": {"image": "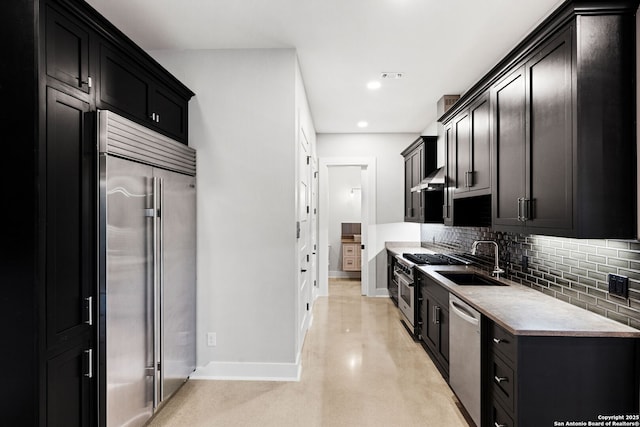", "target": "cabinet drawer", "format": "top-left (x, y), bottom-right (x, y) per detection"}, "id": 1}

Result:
top-left (343, 257), bottom-right (358, 271)
top-left (489, 399), bottom-right (515, 427)
top-left (490, 353), bottom-right (515, 411)
top-left (489, 322), bottom-right (517, 363)
top-left (343, 244), bottom-right (357, 256)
